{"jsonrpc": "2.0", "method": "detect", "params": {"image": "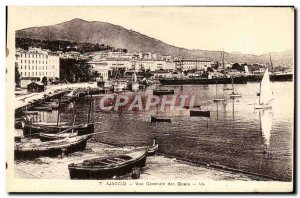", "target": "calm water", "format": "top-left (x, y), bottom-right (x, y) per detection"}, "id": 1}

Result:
top-left (37, 82), bottom-right (294, 181)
